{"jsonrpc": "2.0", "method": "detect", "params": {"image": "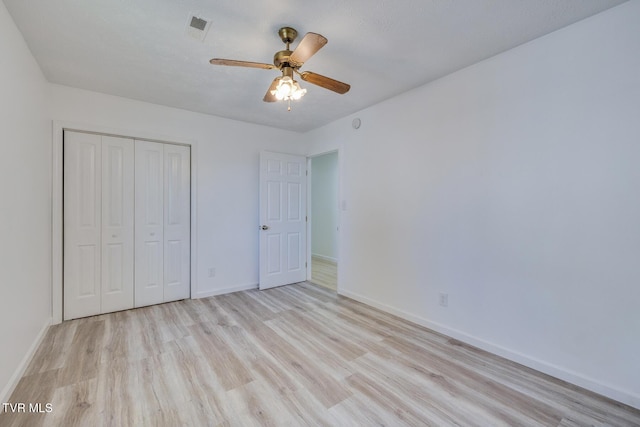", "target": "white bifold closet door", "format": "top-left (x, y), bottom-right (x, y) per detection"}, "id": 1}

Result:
top-left (64, 131), bottom-right (190, 320)
top-left (135, 141), bottom-right (191, 307)
top-left (64, 132), bottom-right (134, 320)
